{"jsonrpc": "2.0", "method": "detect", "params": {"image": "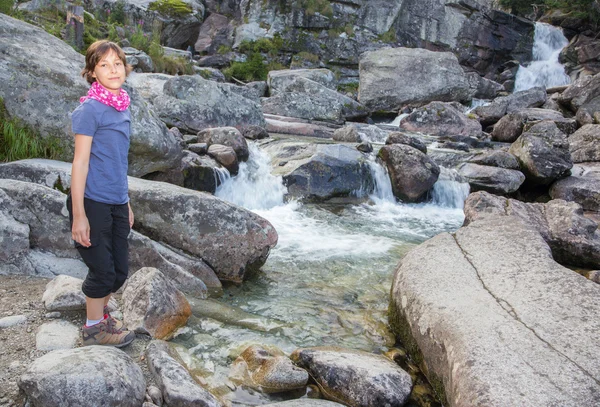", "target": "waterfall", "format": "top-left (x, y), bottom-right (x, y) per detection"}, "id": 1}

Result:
top-left (214, 143), bottom-right (286, 210)
top-left (365, 156), bottom-right (395, 203)
top-left (514, 22), bottom-right (570, 92)
top-left (430, 167), bottom-right (470, 209)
